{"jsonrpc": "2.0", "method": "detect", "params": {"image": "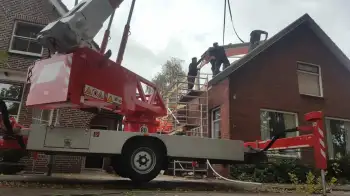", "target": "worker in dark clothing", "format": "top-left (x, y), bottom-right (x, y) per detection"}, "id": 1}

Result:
top-left (187, 57), bottom-right (200, 90)
top-left (211, 42), bottom-right (230, 76)
top-left (202, 47), bottom-right (216, 78)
